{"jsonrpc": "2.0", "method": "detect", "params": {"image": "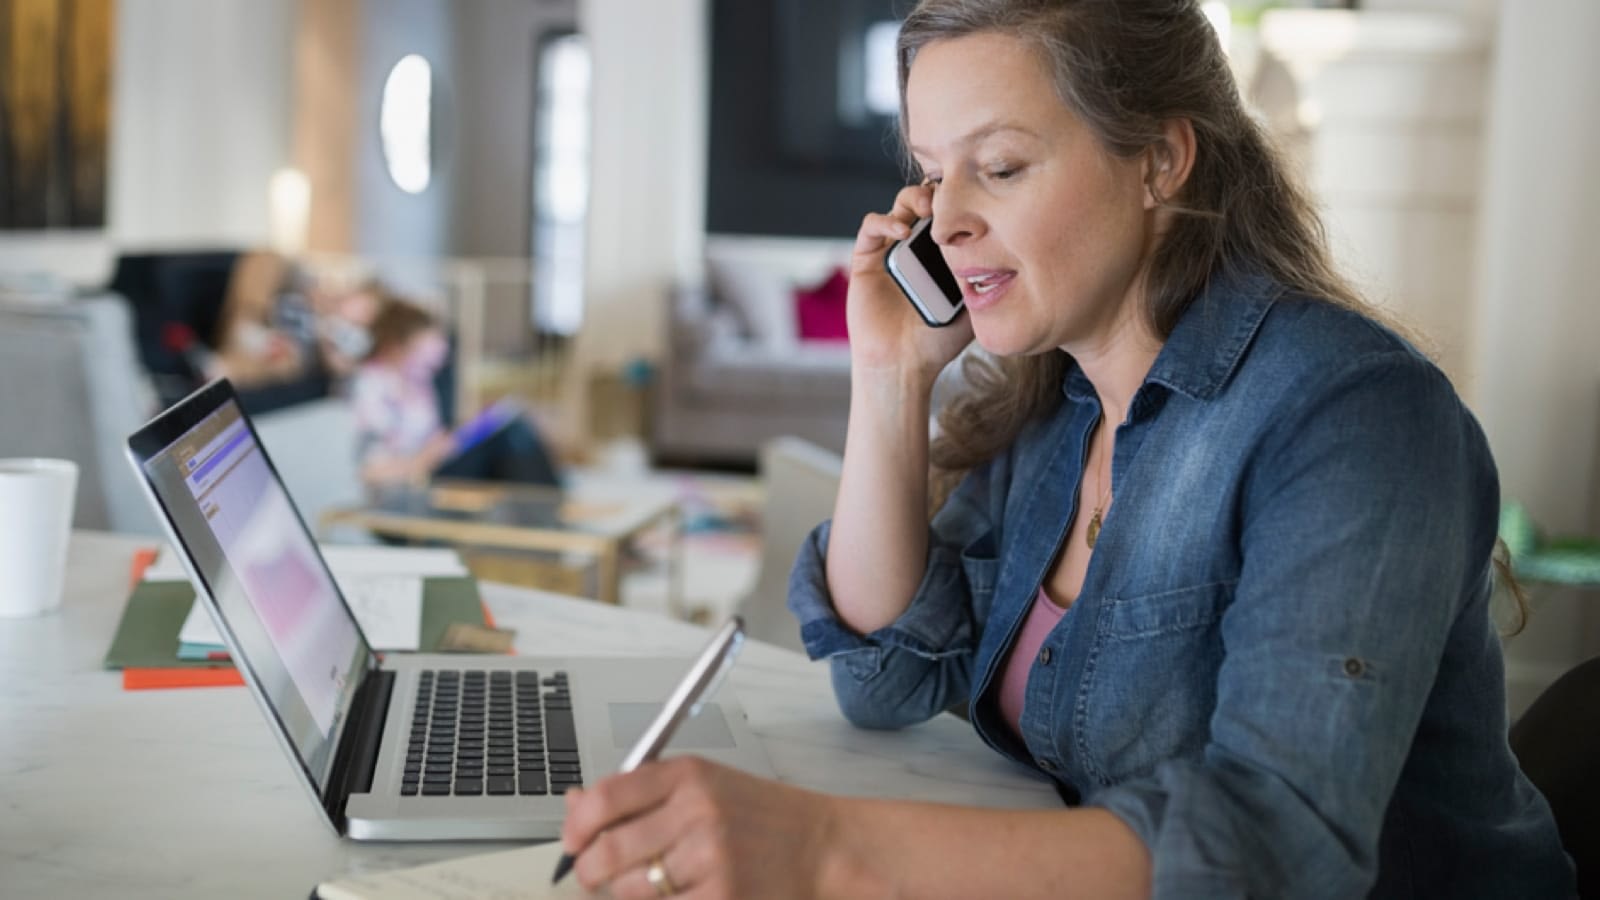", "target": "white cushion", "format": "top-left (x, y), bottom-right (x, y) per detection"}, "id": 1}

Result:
top-left (704, 235), bottom-right (855, 351)
top-left (705, 252), bottom-right (798, 350)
